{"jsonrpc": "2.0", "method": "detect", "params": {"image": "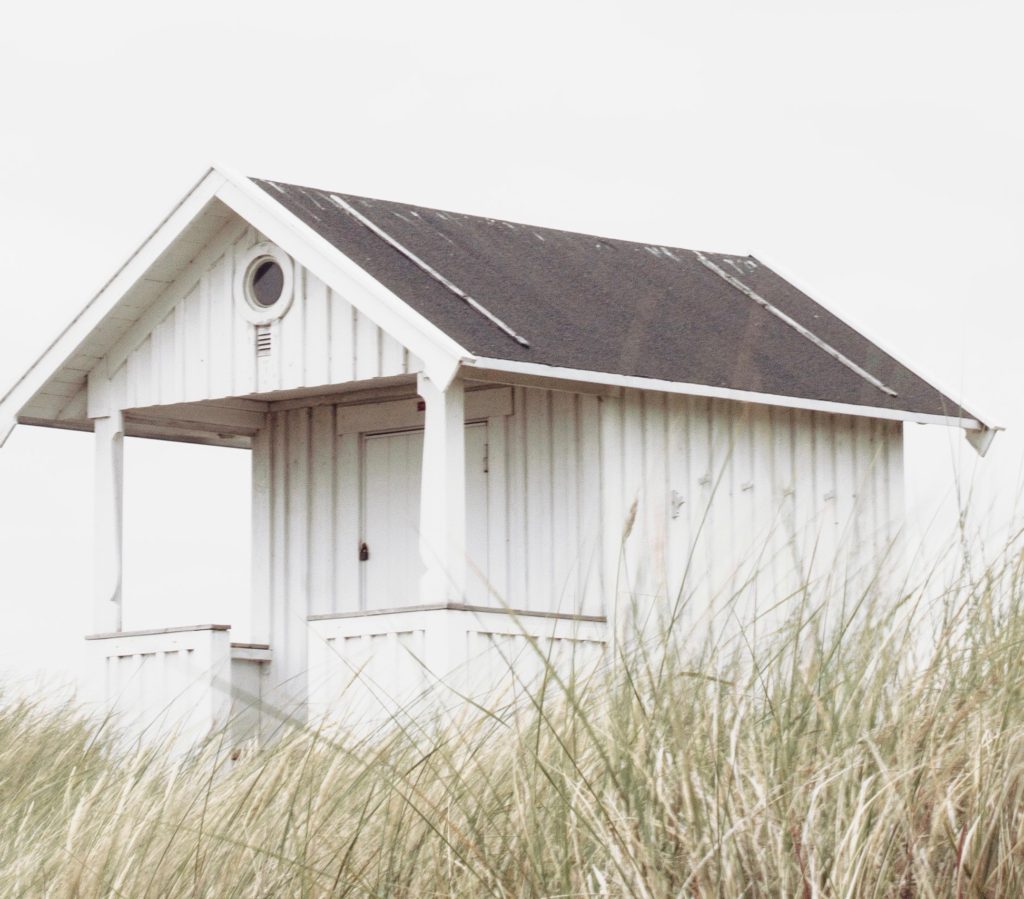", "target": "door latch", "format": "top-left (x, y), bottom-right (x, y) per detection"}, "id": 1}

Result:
top-left (359, 542), bottom-right (370, 562)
